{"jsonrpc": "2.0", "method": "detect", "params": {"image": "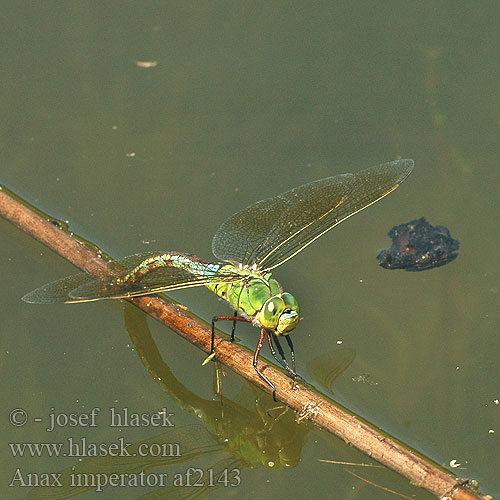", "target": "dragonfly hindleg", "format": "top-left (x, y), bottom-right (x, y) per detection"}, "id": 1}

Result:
top-left (211, 313), bottom-right (250, 355)
top-left (230, 310), bottom-right (238, 342)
